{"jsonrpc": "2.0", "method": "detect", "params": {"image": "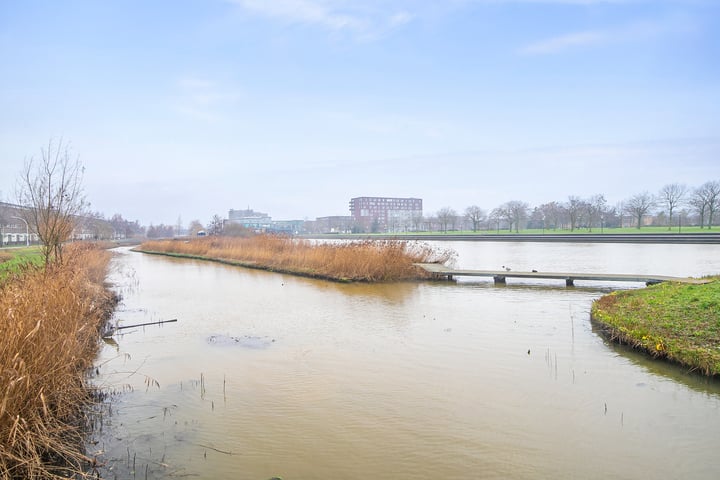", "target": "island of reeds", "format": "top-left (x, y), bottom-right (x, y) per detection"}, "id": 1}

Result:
top-left (137, 236), bottom-right (454, 282)
top-left (591, 277), bottom-right (720, 376)
top-left (0, 243), bottom-right (115, 479)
